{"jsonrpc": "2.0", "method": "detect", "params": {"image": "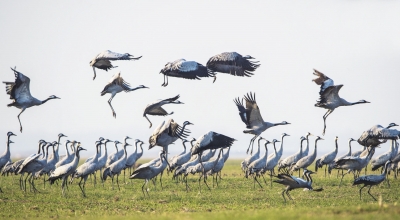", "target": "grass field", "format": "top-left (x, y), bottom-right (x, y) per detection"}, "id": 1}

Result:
top-left (0, 159), bottom-right (399, 220)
